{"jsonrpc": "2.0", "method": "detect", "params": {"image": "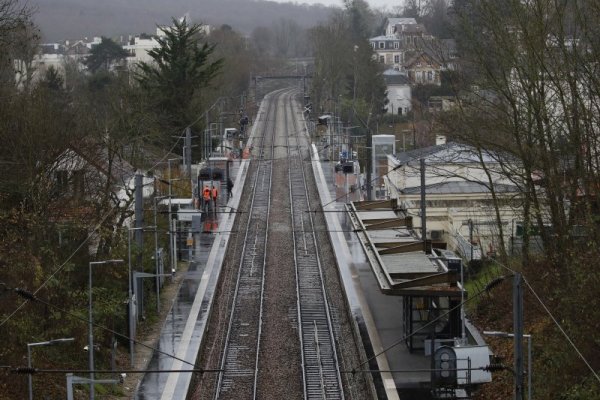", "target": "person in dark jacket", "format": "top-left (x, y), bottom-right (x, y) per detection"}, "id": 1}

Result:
top-left (227, 178), bottom-right (234, 199)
